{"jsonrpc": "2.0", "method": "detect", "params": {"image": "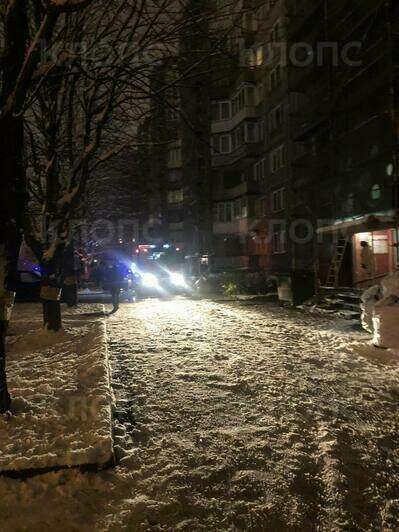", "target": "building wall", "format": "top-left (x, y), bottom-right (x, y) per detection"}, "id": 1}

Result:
top-left (289, 0), bottom-right (398, 286)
